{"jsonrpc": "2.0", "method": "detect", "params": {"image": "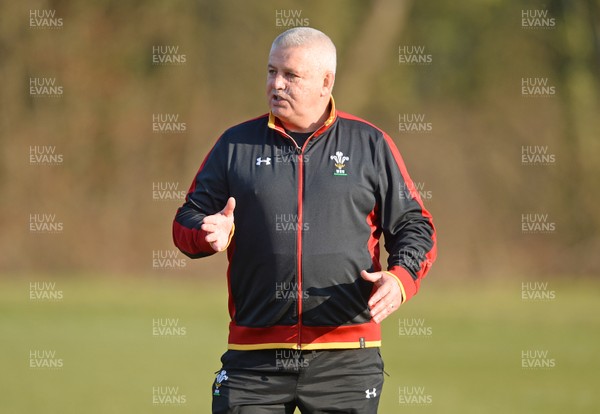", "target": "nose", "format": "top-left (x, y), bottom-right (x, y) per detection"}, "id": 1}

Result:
top-left (271, 73), bottom-right (286, 91)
